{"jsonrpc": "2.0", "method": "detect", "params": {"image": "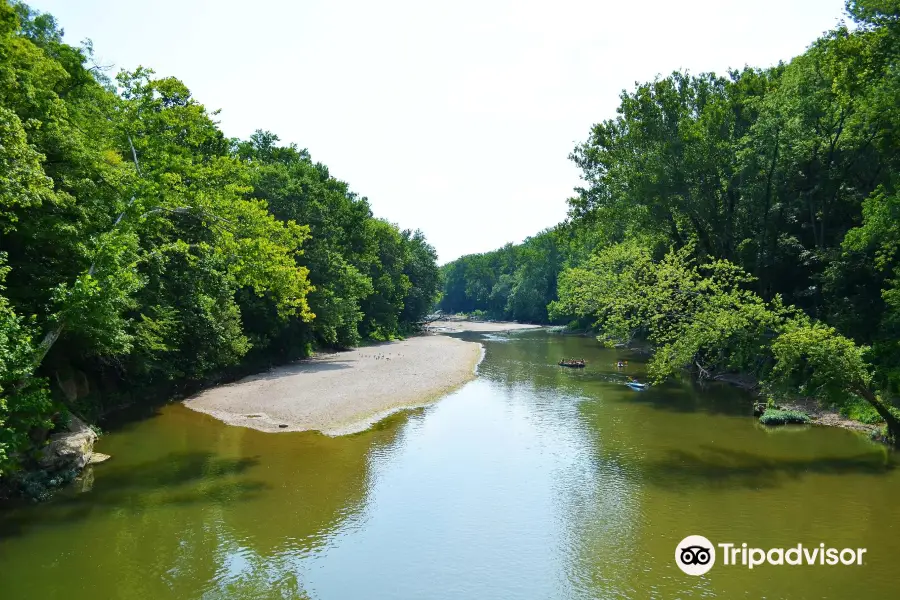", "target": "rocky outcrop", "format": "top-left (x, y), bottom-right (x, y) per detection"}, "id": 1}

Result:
top-left (38, 415), bottom-right (98, 471)
top-left (88, 452), bottom-right (111, 465)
